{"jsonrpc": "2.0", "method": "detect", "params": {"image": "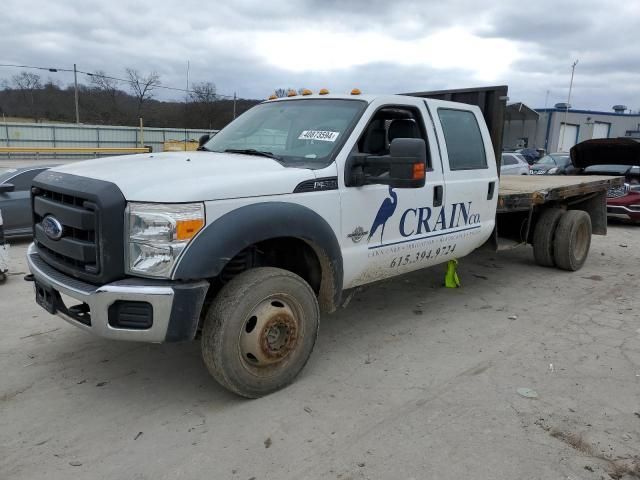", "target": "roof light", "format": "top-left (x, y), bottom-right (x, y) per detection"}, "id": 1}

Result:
top-left (301, 88), bottom-right (312, 96)
top-left (287, 89), bottom-right (297, 97)
top-left (318, 88), bottom-right (329, 95)
top-left (351, 88), bottom-right (361, 95)
top-left (268, 94), bottom-right (277, 100)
